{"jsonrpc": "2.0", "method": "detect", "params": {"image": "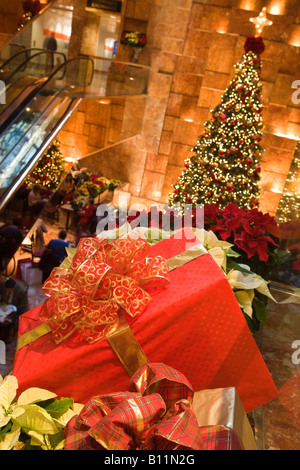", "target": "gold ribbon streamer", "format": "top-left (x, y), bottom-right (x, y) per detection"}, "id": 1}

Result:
top-left (167, 244), bottom-right (207, 271)
top-left (17, 323), bottom-right (52, 350)
top-left (105, 307), bottom-right (149, 377)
